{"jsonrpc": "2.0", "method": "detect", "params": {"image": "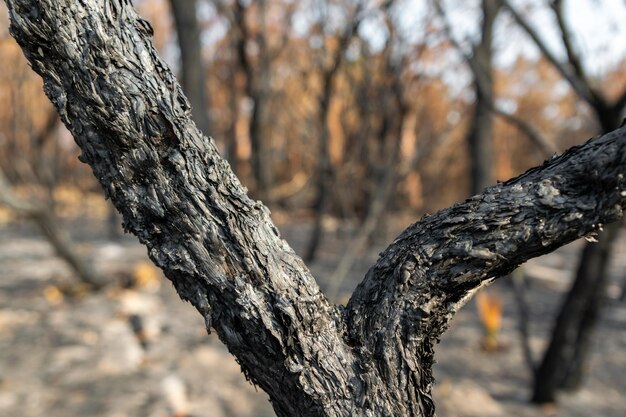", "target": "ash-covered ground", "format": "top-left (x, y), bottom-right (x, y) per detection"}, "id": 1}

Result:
top-left (0, 214), bottom-right (624, 417)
